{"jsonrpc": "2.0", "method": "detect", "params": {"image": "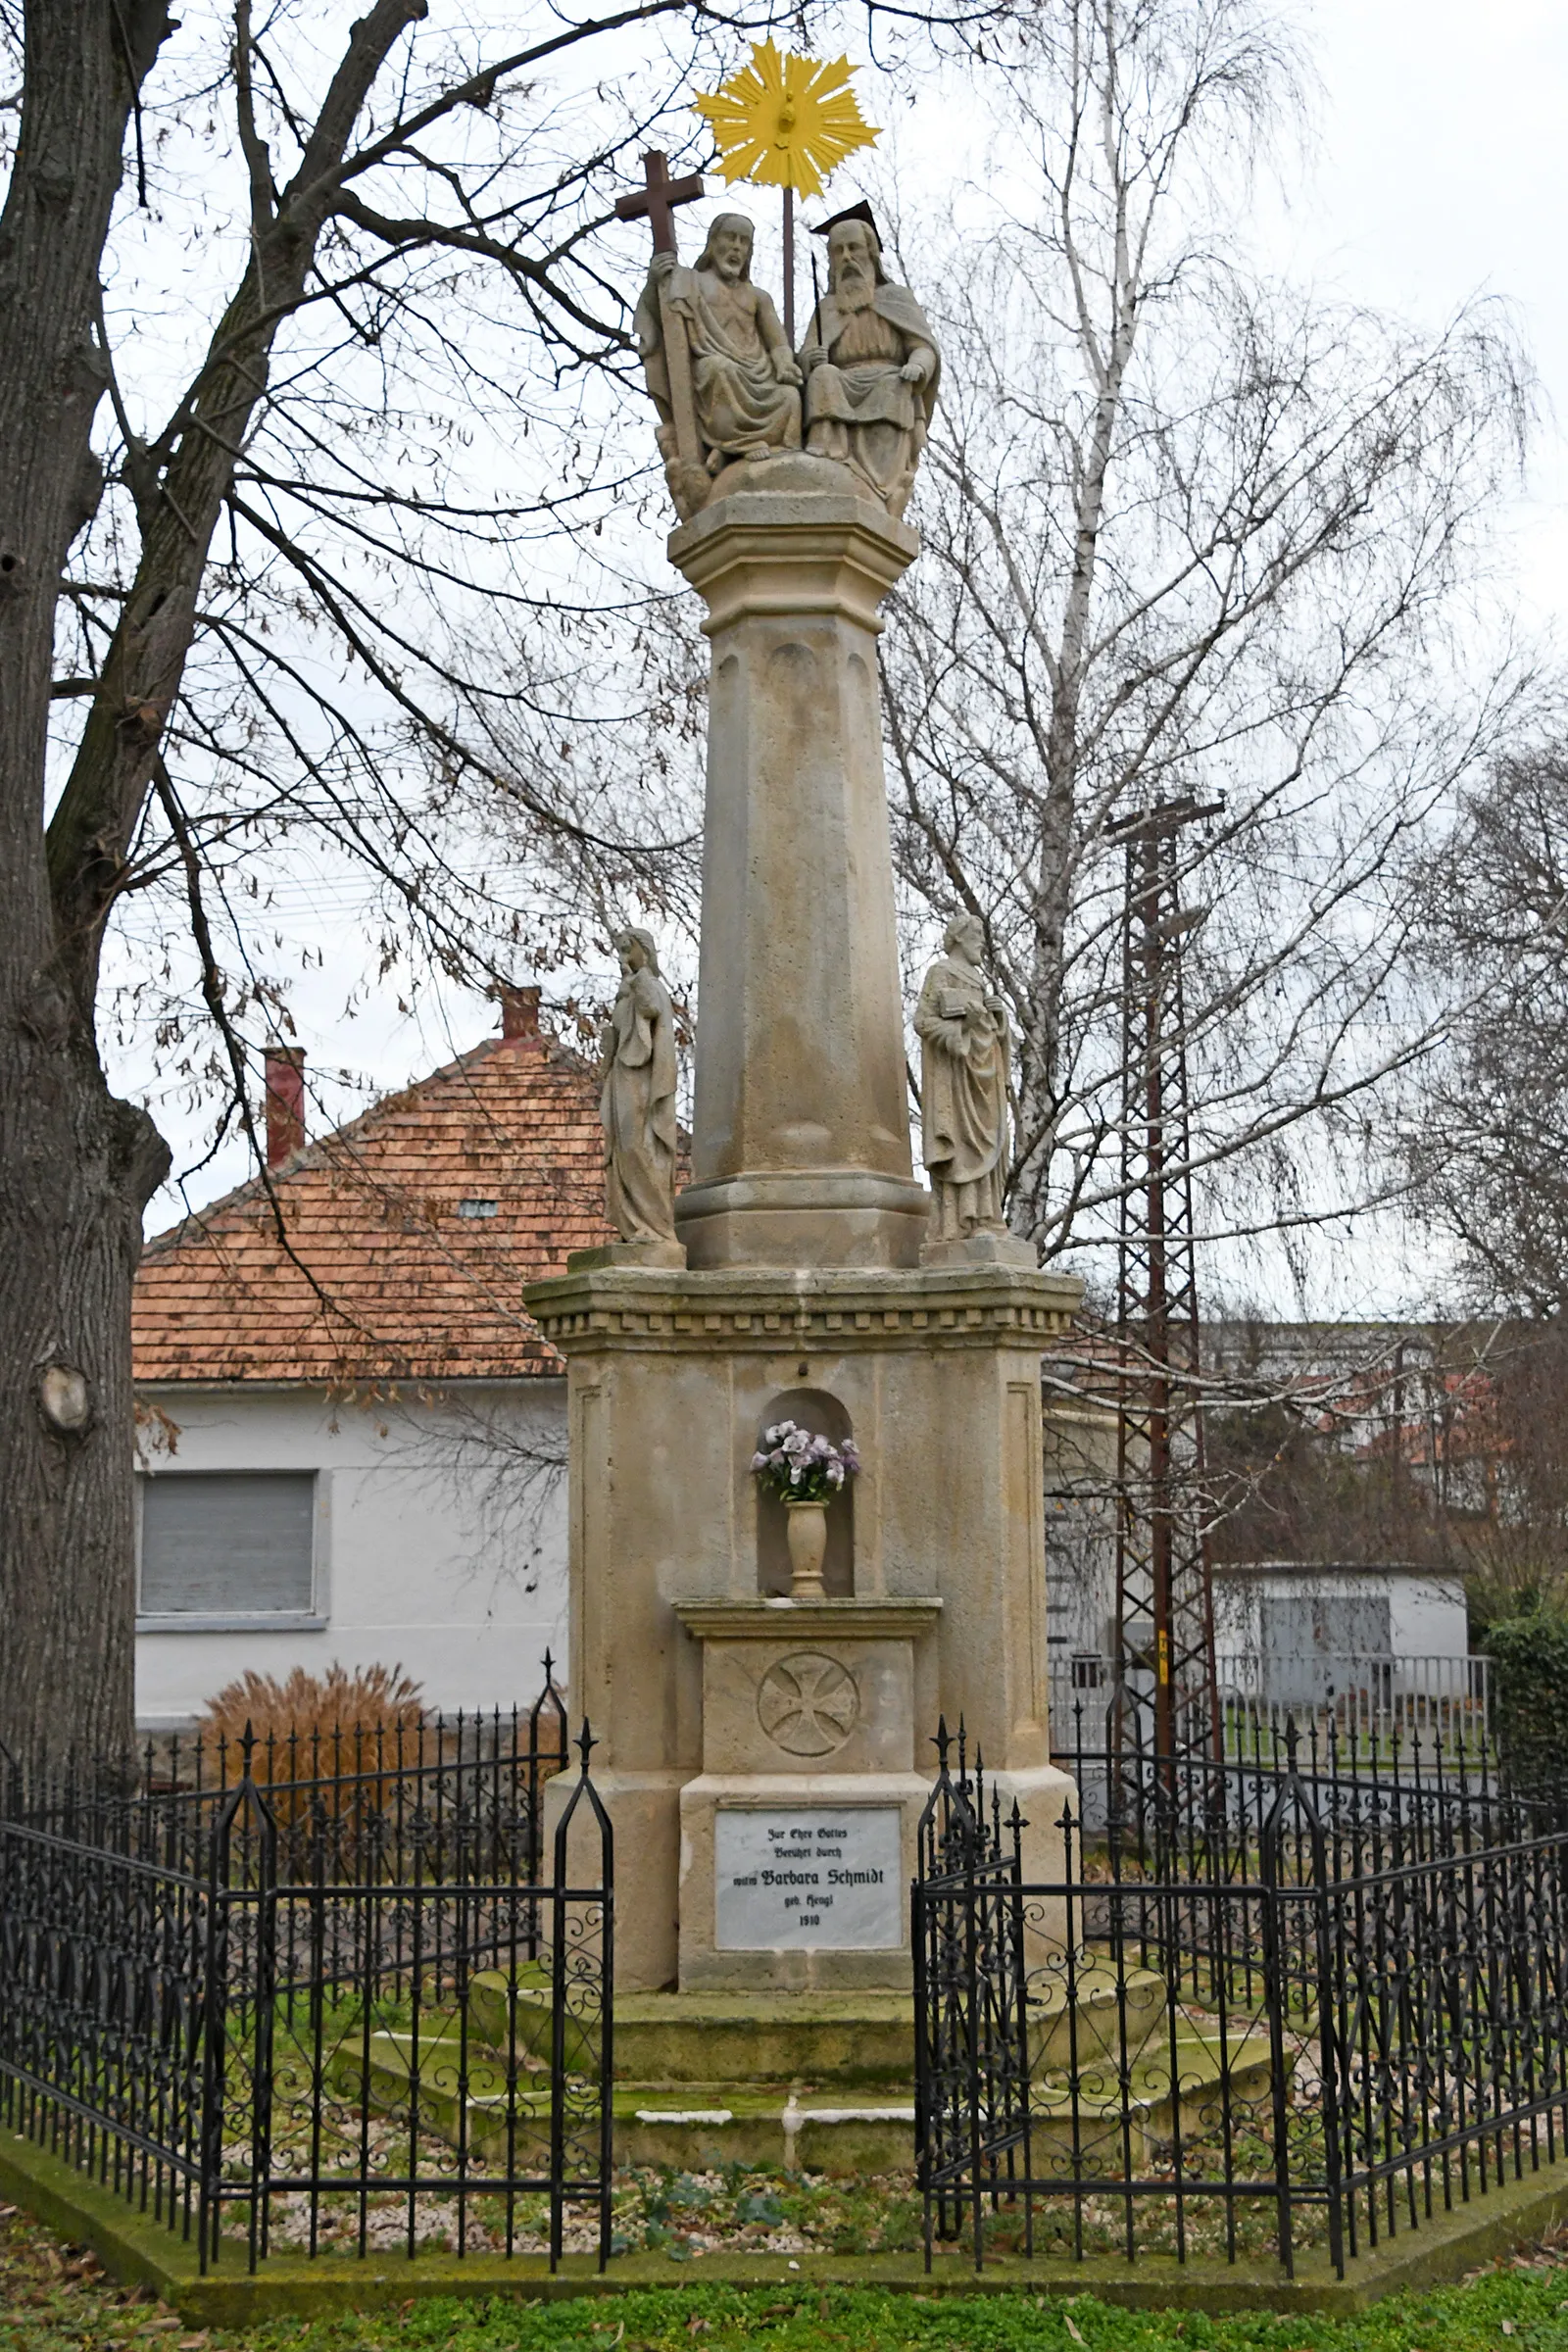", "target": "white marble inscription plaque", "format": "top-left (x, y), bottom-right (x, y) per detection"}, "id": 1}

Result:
top-left (714, 1807), bottom-right (903, 1949)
